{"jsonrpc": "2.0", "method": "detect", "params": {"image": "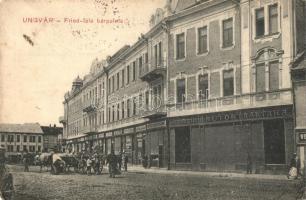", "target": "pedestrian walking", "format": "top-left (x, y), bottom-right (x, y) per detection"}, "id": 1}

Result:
top-left (106, 151), bottom-right (117, 178)
top-left (23, 149), bottom-right (30, 172)
top-left (86, 157), bottom-right (92, 176)
top-left (124, 154), bottom-right (128, 171)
